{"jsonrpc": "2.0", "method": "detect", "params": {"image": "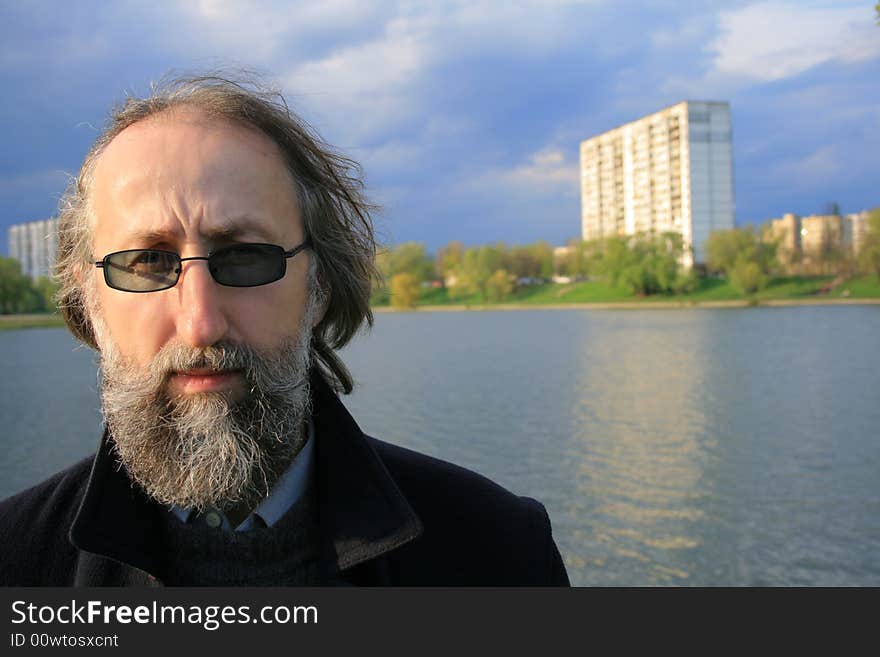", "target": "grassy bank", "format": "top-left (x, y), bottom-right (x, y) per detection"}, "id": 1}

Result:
top-left (376, 275), bottom-right (880, 309)
top-left (3, 277), bottom-right (877, 331)
top-left (832, 275), bottom-right (880, 298)
top-left (0, 313), bottom-right (66, 331)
